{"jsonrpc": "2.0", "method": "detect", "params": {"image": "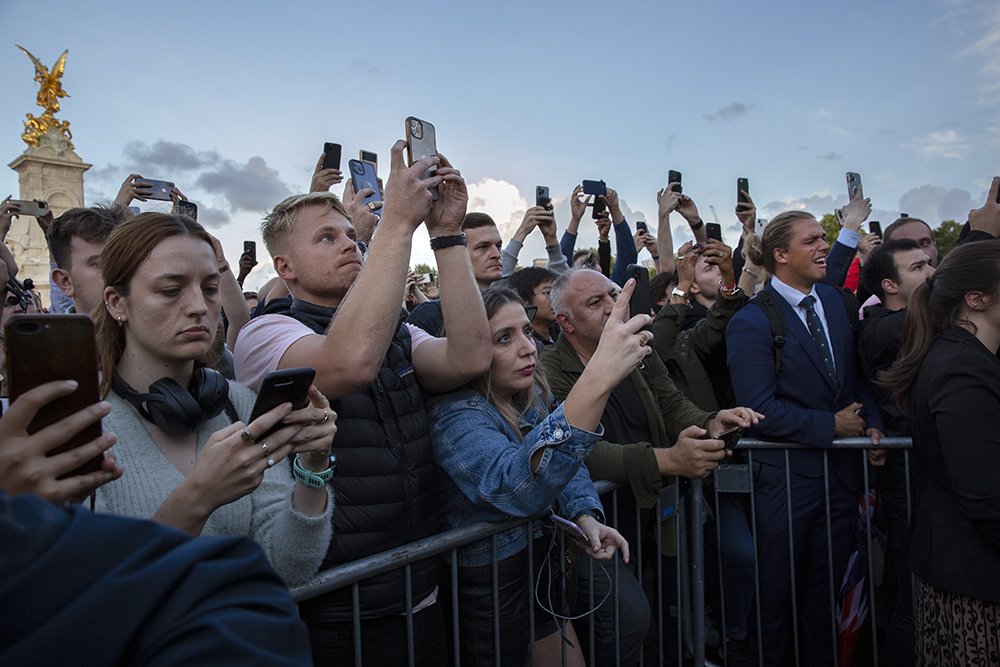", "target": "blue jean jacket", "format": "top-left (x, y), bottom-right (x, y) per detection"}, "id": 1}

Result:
top-left (430, 389), bottom-right (605, 567)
